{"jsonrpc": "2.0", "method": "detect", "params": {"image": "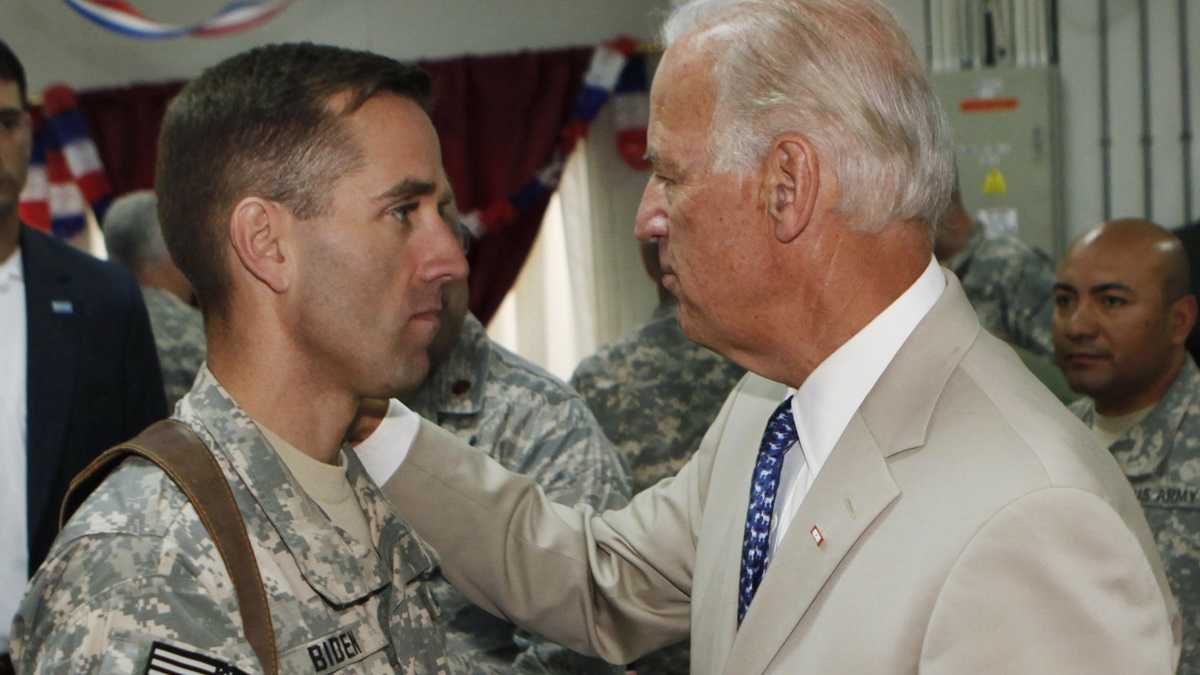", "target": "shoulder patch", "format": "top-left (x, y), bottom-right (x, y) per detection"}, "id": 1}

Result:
top-left (143, 641), bottom-right (248, 675)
